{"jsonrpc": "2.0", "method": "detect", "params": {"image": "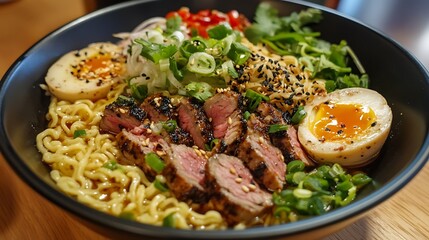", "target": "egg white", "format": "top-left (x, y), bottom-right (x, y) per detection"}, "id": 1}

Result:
top-left (297, 87), bottom-right (392, 167)
top-left (45, 42), bottom-right (126, 102)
